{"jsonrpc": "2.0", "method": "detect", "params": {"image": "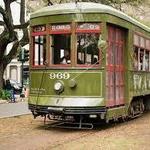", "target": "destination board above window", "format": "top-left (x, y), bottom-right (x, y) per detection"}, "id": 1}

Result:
top-left (76, 23), bottom-right (100, 33)
top-left (134, 34), bottom-right (139, 46)
top-left (33, 25), bottom-right (46, 32)
top-left (32, 25), bottom-right (46, 36)
top-left (50, 24), bottom-right (71, 34)
top-left (140, 36), bottom-right (145, 48)
top-left (146, 39), bottom-right (150, 50)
